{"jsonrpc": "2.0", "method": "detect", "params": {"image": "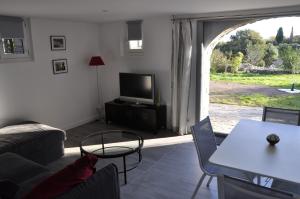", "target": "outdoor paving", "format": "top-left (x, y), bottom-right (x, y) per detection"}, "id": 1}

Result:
top-left (209, 103), bottom-right (263, 134)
